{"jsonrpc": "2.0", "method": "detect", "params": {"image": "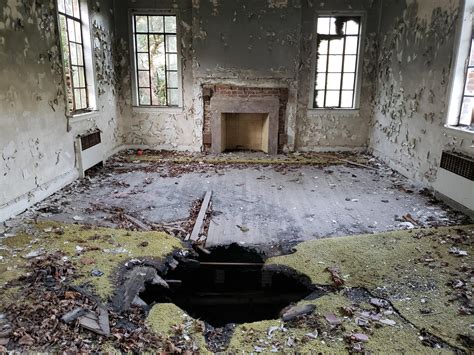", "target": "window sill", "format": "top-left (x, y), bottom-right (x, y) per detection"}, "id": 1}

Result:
top-left (132, 106), bottom-right (183, 114)
top-left (443, 125), bottom-right (474, 140)
top-left (307, 108), bottom-right (360, 115)
top-left (67, 110), bottom-right (100, 124)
